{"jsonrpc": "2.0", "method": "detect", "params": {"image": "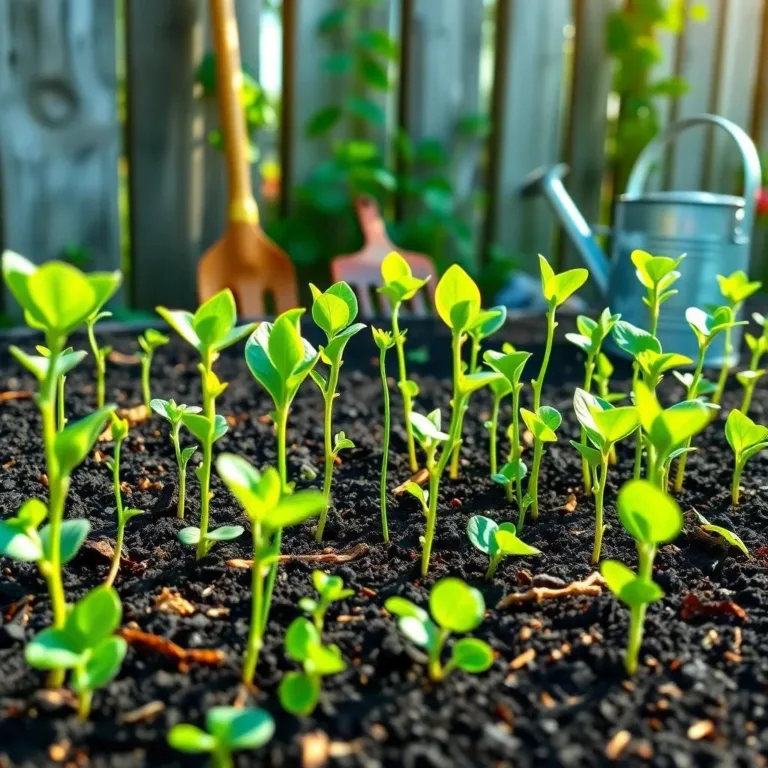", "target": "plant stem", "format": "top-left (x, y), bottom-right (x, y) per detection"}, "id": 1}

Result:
top-left (172, 424), bottom-right (186, 519)
top-left (533, 303), bottom-right (556, 412)
top-left (625, 543), bottom-right (655, 675)
top-left (427, 628), bottom-right (450, 682)
top-left (195, 352), bottom-right (216, 560)
top-left (77, 687), bottom-right (93, 719)
top-left (421, 468), bottom-right (441, 578)
top-left (140, 352), bottom-right (152, 408)
top-left (392, 303), bottom-right (418, 472)
top-left (712, 326), bottom-right (733, 406)
top-left (580, 354), bottom-right (596, 493)
top-left (242, 522), bottom-right (264, 683)
top-left (378, 346), bottom-right (391, 543)
top-left (674, 346), bottom-right (706, 493)
top-left (316, 361), bottom-right (341, 541)
top-left (212, 749), bottom-right (234, 768)
top-left (449, 335), bottom-right (481, 479)
top-left (510, 385), bottom-right (523, 511)
top-left (485, 552), bottom-right (502, 580)
top-left (489, 392), bottom-right (501, 477)
top-left (56, 375), bottom-right (66, 431)
top-left (87, 320), bottom-right (106, 408)
top-left (528, 439), bottom-right (544, 522)
top-left (105, 435), bottom-right (125, 588)
top-left (732, 462), bottom-right (742, 505)
top-left (740, 382), bottom-right (756, 415)
top-left (591, 453), bottom-right (609, 564)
